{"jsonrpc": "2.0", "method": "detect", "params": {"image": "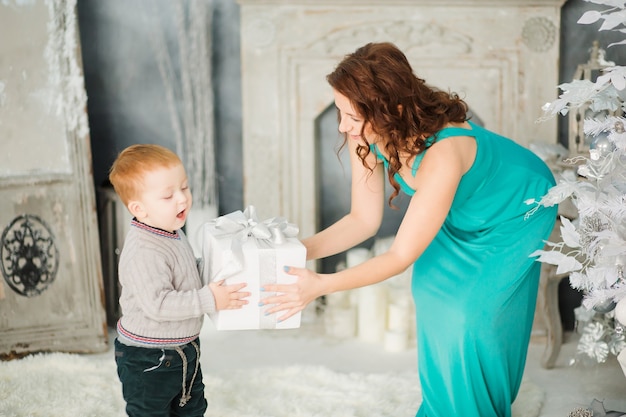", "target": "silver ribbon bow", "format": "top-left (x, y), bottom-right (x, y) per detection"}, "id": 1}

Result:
top-left (207, 205), bottom-right (299, 282)
top-left (212, 205), bottom-right (299, 246)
